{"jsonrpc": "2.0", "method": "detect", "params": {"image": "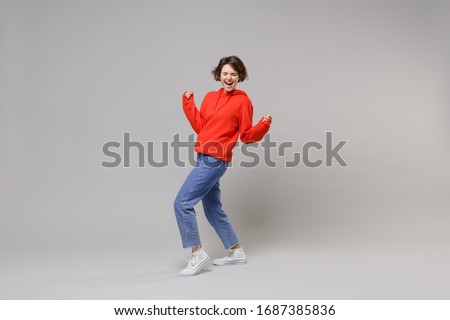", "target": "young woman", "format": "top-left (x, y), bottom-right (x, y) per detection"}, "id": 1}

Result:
top-left (174, 56), bottom-right (272, 276)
